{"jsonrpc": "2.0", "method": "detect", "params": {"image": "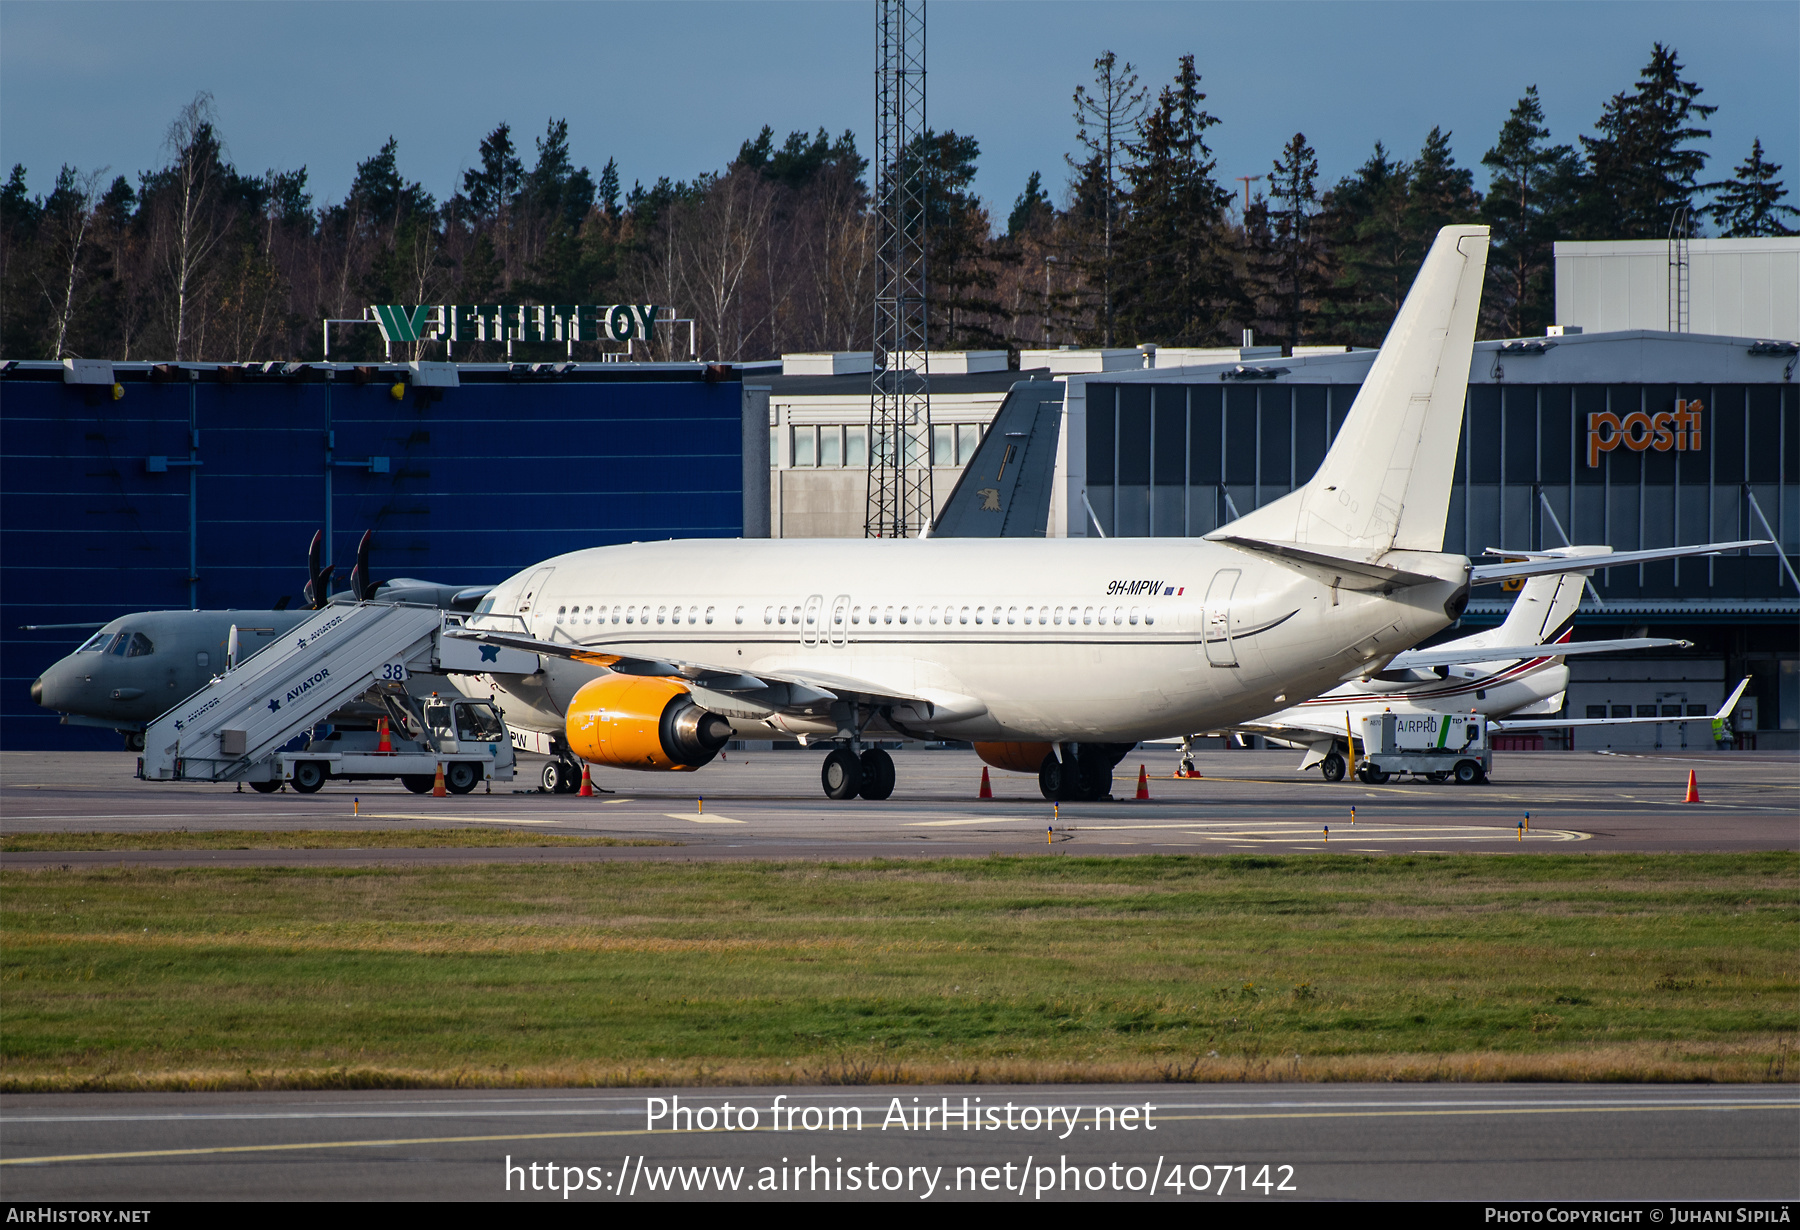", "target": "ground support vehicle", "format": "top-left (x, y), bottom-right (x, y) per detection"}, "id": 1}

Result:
top-left (1356, 712), bottom-right (1492, 784)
